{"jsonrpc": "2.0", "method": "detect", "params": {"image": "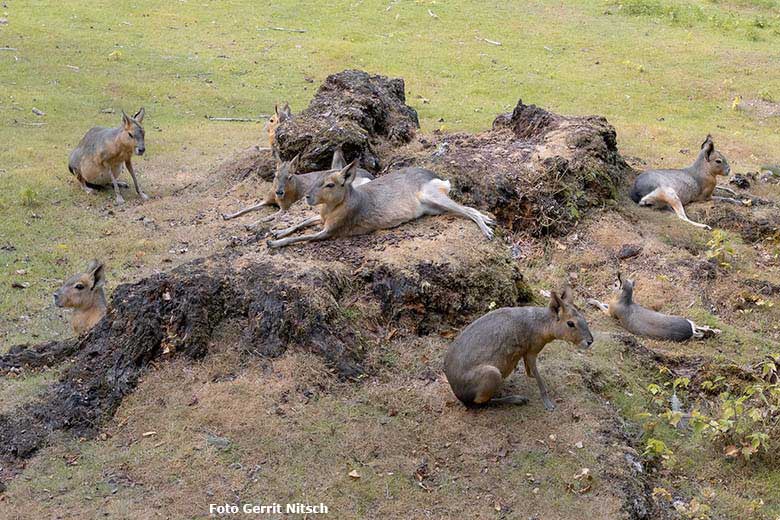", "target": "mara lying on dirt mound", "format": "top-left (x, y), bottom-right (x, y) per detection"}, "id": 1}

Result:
top-left (267, 161), bottom-right (496, 248)
top-left (588, 273), bottom-right (721, 341)
top-left (222, 148), bottom-right (373, 228)
top-left (630, 135), bottom-right (742, 229)
top-left (444, 286), bottom-right (593, 411)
